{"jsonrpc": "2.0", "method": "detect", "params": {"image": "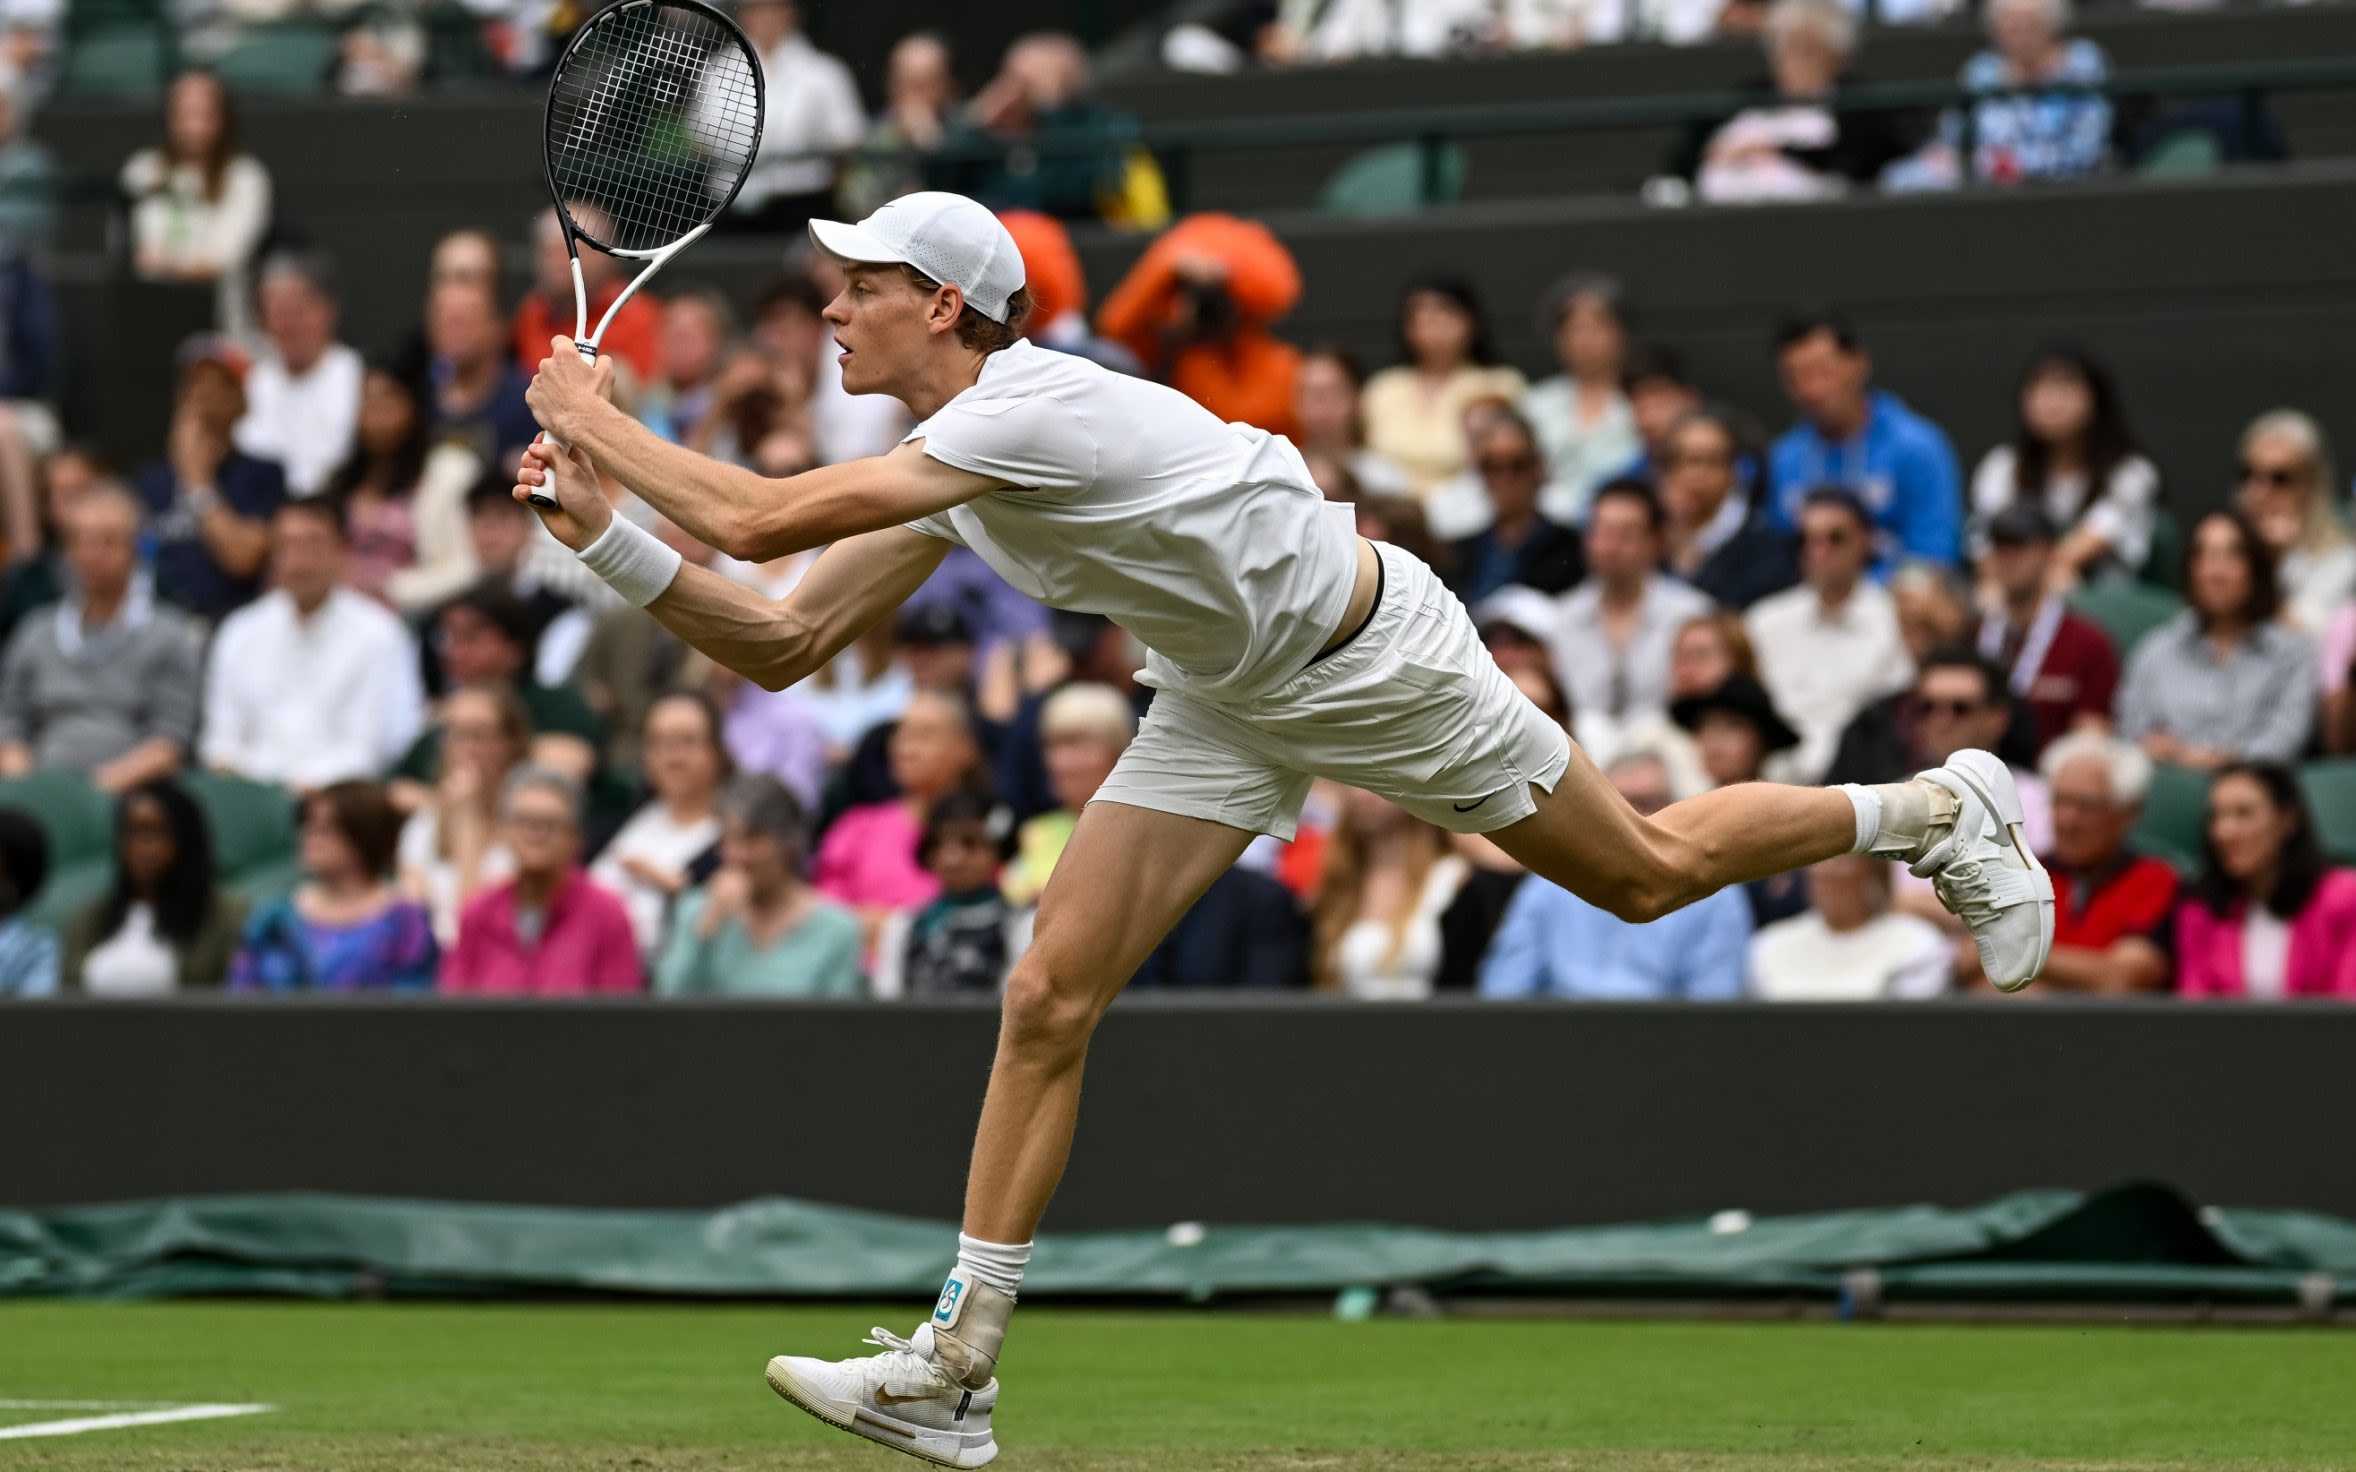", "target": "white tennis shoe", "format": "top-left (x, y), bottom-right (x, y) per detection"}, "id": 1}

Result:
top-left (1908, 748), bottom-right (2056, 991)
top-left (766, 1324), bottom-right (999, 1468)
